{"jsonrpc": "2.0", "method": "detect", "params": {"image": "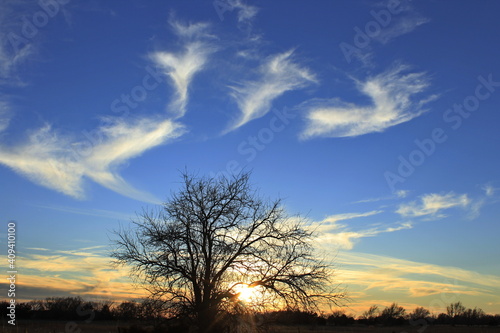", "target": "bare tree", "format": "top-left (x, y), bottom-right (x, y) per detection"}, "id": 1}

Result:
top-left (447, 301), bottom-right (466, 318)
top-left (380, 303), bottom-right (407, 324)
top-left (410, 306), bottom-right (431, 321)
top-left (360, 305), bottom-right (379, 320)
top-left (112, 172), bottom-right (344, 333)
